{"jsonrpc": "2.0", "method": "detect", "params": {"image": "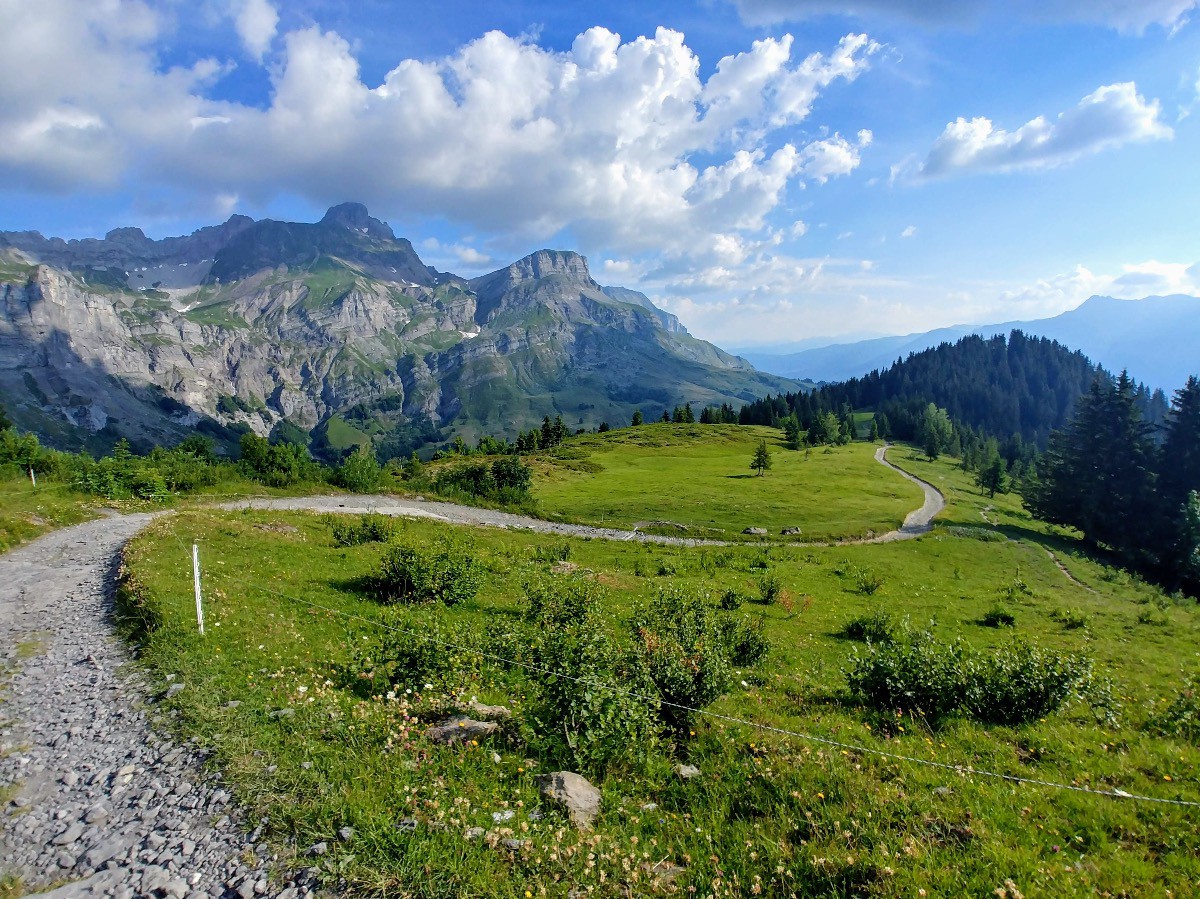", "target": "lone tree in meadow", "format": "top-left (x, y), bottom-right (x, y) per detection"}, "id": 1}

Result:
top-left (750, 440), bottom-right (772, 477)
